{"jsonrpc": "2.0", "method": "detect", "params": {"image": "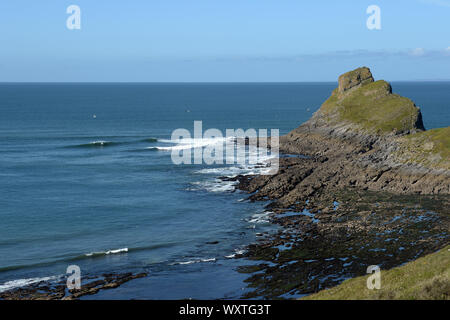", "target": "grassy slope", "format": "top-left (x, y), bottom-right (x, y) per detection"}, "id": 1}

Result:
top-left (396, 127), bottom-right (450, 170)
top-left (320, 80), bottom-right (421, 134)
top-left (319, 79), bottom-right (450, 169)
top-left (301, 245), bottom-right (450, 300)
top-left (300, 70), bottom-right (449, 300)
